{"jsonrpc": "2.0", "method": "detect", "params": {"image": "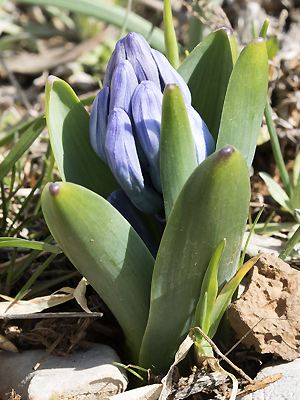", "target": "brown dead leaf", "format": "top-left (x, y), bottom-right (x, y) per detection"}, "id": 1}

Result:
top-left (0, 333), bottom-right (18, 352)
top-left (0, 278), bottom-right (90, 317)
top-left (238, 373), bottom-right (282, 397)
